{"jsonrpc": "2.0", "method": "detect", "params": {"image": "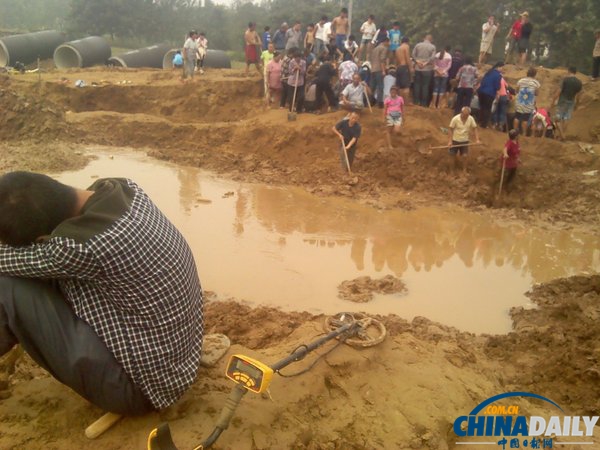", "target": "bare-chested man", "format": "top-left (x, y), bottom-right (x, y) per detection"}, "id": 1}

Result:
top-left (331, 8), bottom-right (349, 56)
top-left (395, 36), bottom-right (412, 101)
top-left (244, 22), bottom-right (262, 76)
